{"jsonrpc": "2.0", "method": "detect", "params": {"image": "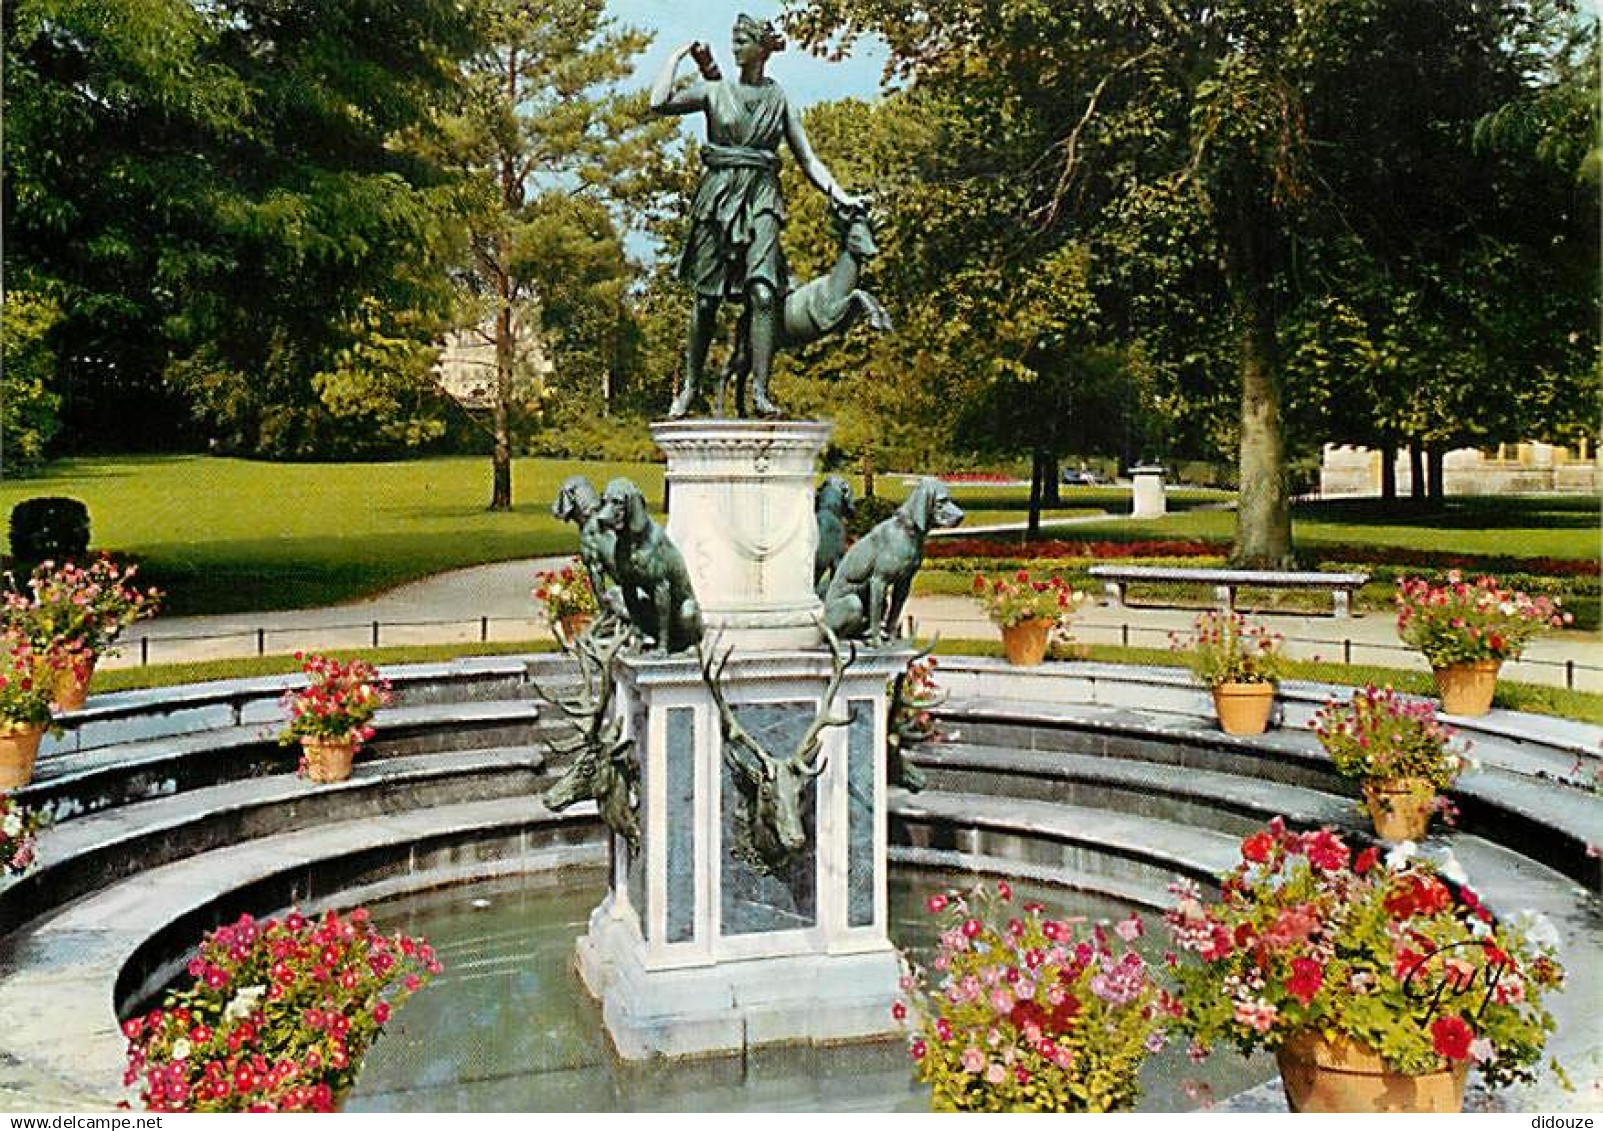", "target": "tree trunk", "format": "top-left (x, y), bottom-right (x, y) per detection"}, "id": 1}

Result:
top-left (1027, 449), bottom-right (1044, 539)
top-left (1379, 438), bottom-right (1397, 501)
top-left (1231, 294), bottom-right (1292, 567)
top-left (1042, 453), bottom-right (1062, 506)
top-left (1408, 436), bottom-right (1425, 502)
top-left (489, 278), bottom-right (514, 511)
top-left (1427, 443), bottom-right (1445, 500)
top-left (862, 450), bottom-right (875, 499)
